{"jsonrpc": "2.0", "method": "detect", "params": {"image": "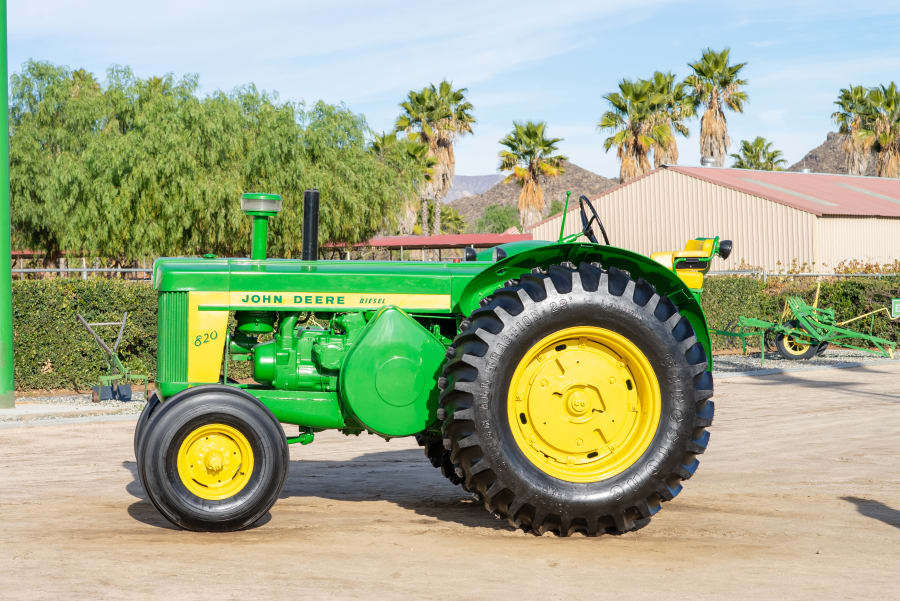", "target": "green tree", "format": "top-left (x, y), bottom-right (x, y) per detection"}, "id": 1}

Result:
top-left (832, 85), bottom-right (878, 175)
top-left (868, 82), bottom-right (900, 178)
top-left (9, 60), bottom-right (420, 263)
top-left (685, 48), bottom-right (749, 167)
top-left (371, 131), bottom-right (435, 234)
top-left (395, 80), bottom-right (475, 235)
top-left (649, 71), bottom-right (695, 167)
top-left (729, 137), bottom-right (786, 170)
top-left (598, 78), bottom-right (667, 181)
top-left (499, 121), bottom-right (567, 229)
top-left (415, 200), bottom-right (465, 235)
top-left (473, 204), bottom-right (519, 233)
